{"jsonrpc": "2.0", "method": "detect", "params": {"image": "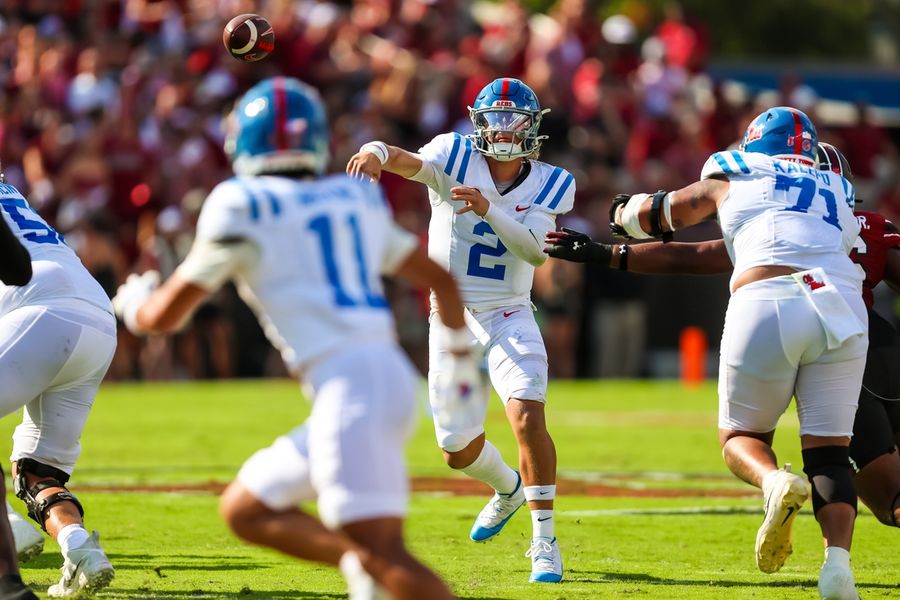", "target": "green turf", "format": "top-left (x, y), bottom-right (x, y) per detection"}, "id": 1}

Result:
top-left (0, 380), bottom-right (896, 599)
